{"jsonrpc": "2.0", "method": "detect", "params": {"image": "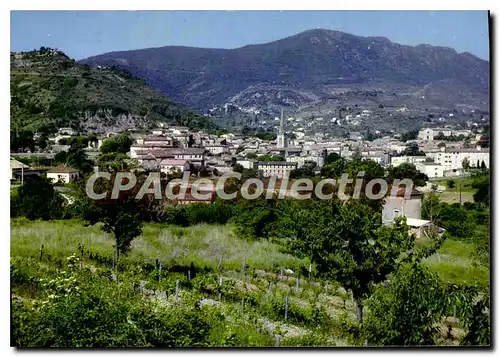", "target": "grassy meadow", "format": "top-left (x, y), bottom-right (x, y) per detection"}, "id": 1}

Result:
top-left (11, 217), bottom-right (487, 347)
